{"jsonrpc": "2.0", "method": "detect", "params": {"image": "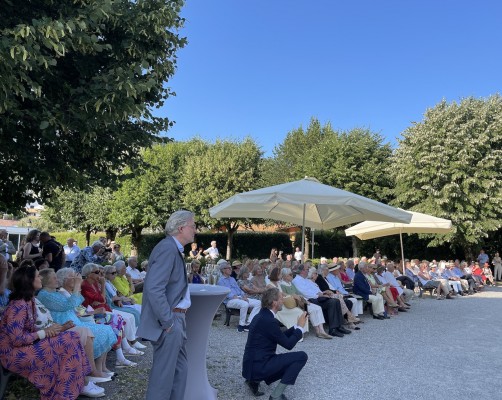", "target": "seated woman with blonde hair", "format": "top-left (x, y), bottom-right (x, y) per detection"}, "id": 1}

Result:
top-left (1, 266), bottom-right (94, 400)
top-left (111, 260), bottom-right (142, 305)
